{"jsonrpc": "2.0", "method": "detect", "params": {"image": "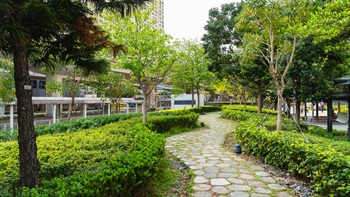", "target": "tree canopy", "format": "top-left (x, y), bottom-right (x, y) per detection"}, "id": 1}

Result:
top-left (99, 7), bottom-right (176, 122)
top-left (0, 0), bottom-right (149, 188)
